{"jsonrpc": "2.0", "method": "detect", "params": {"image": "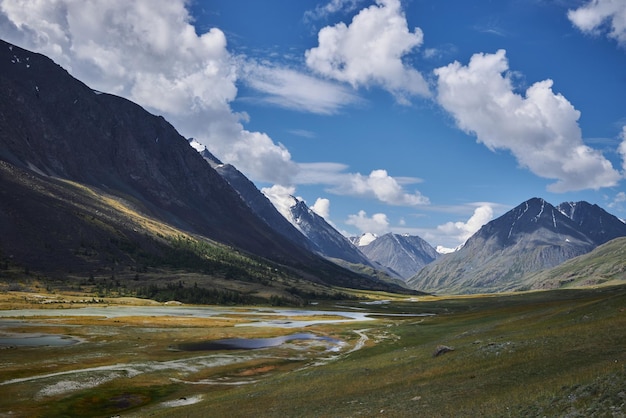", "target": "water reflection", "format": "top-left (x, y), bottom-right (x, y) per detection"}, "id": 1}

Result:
top-left (0, 333), bottom-right (80, 347)
top-left (175, 333), bottom-right (341, 352)
top-left (0, 306), bottom-right (377, 327)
